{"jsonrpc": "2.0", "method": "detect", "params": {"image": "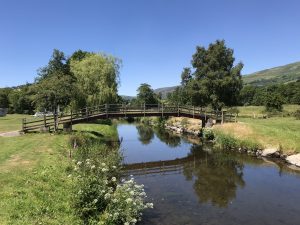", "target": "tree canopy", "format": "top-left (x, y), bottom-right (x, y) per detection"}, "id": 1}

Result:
top-left (70, 53), bottom-right (121, 106)
top-left (136, 83), bottom-right (158, 104)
